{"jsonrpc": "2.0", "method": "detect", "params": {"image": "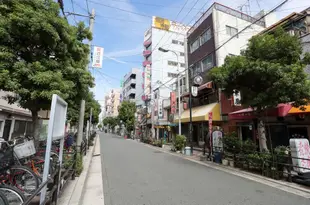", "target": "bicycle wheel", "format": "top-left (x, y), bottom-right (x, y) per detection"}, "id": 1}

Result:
top-left (0, 184), bottom-right (25, 205)
top-left (0, 190), bottom-right (9, 205)
top-left (8, 165), bottom-right (39, 196)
